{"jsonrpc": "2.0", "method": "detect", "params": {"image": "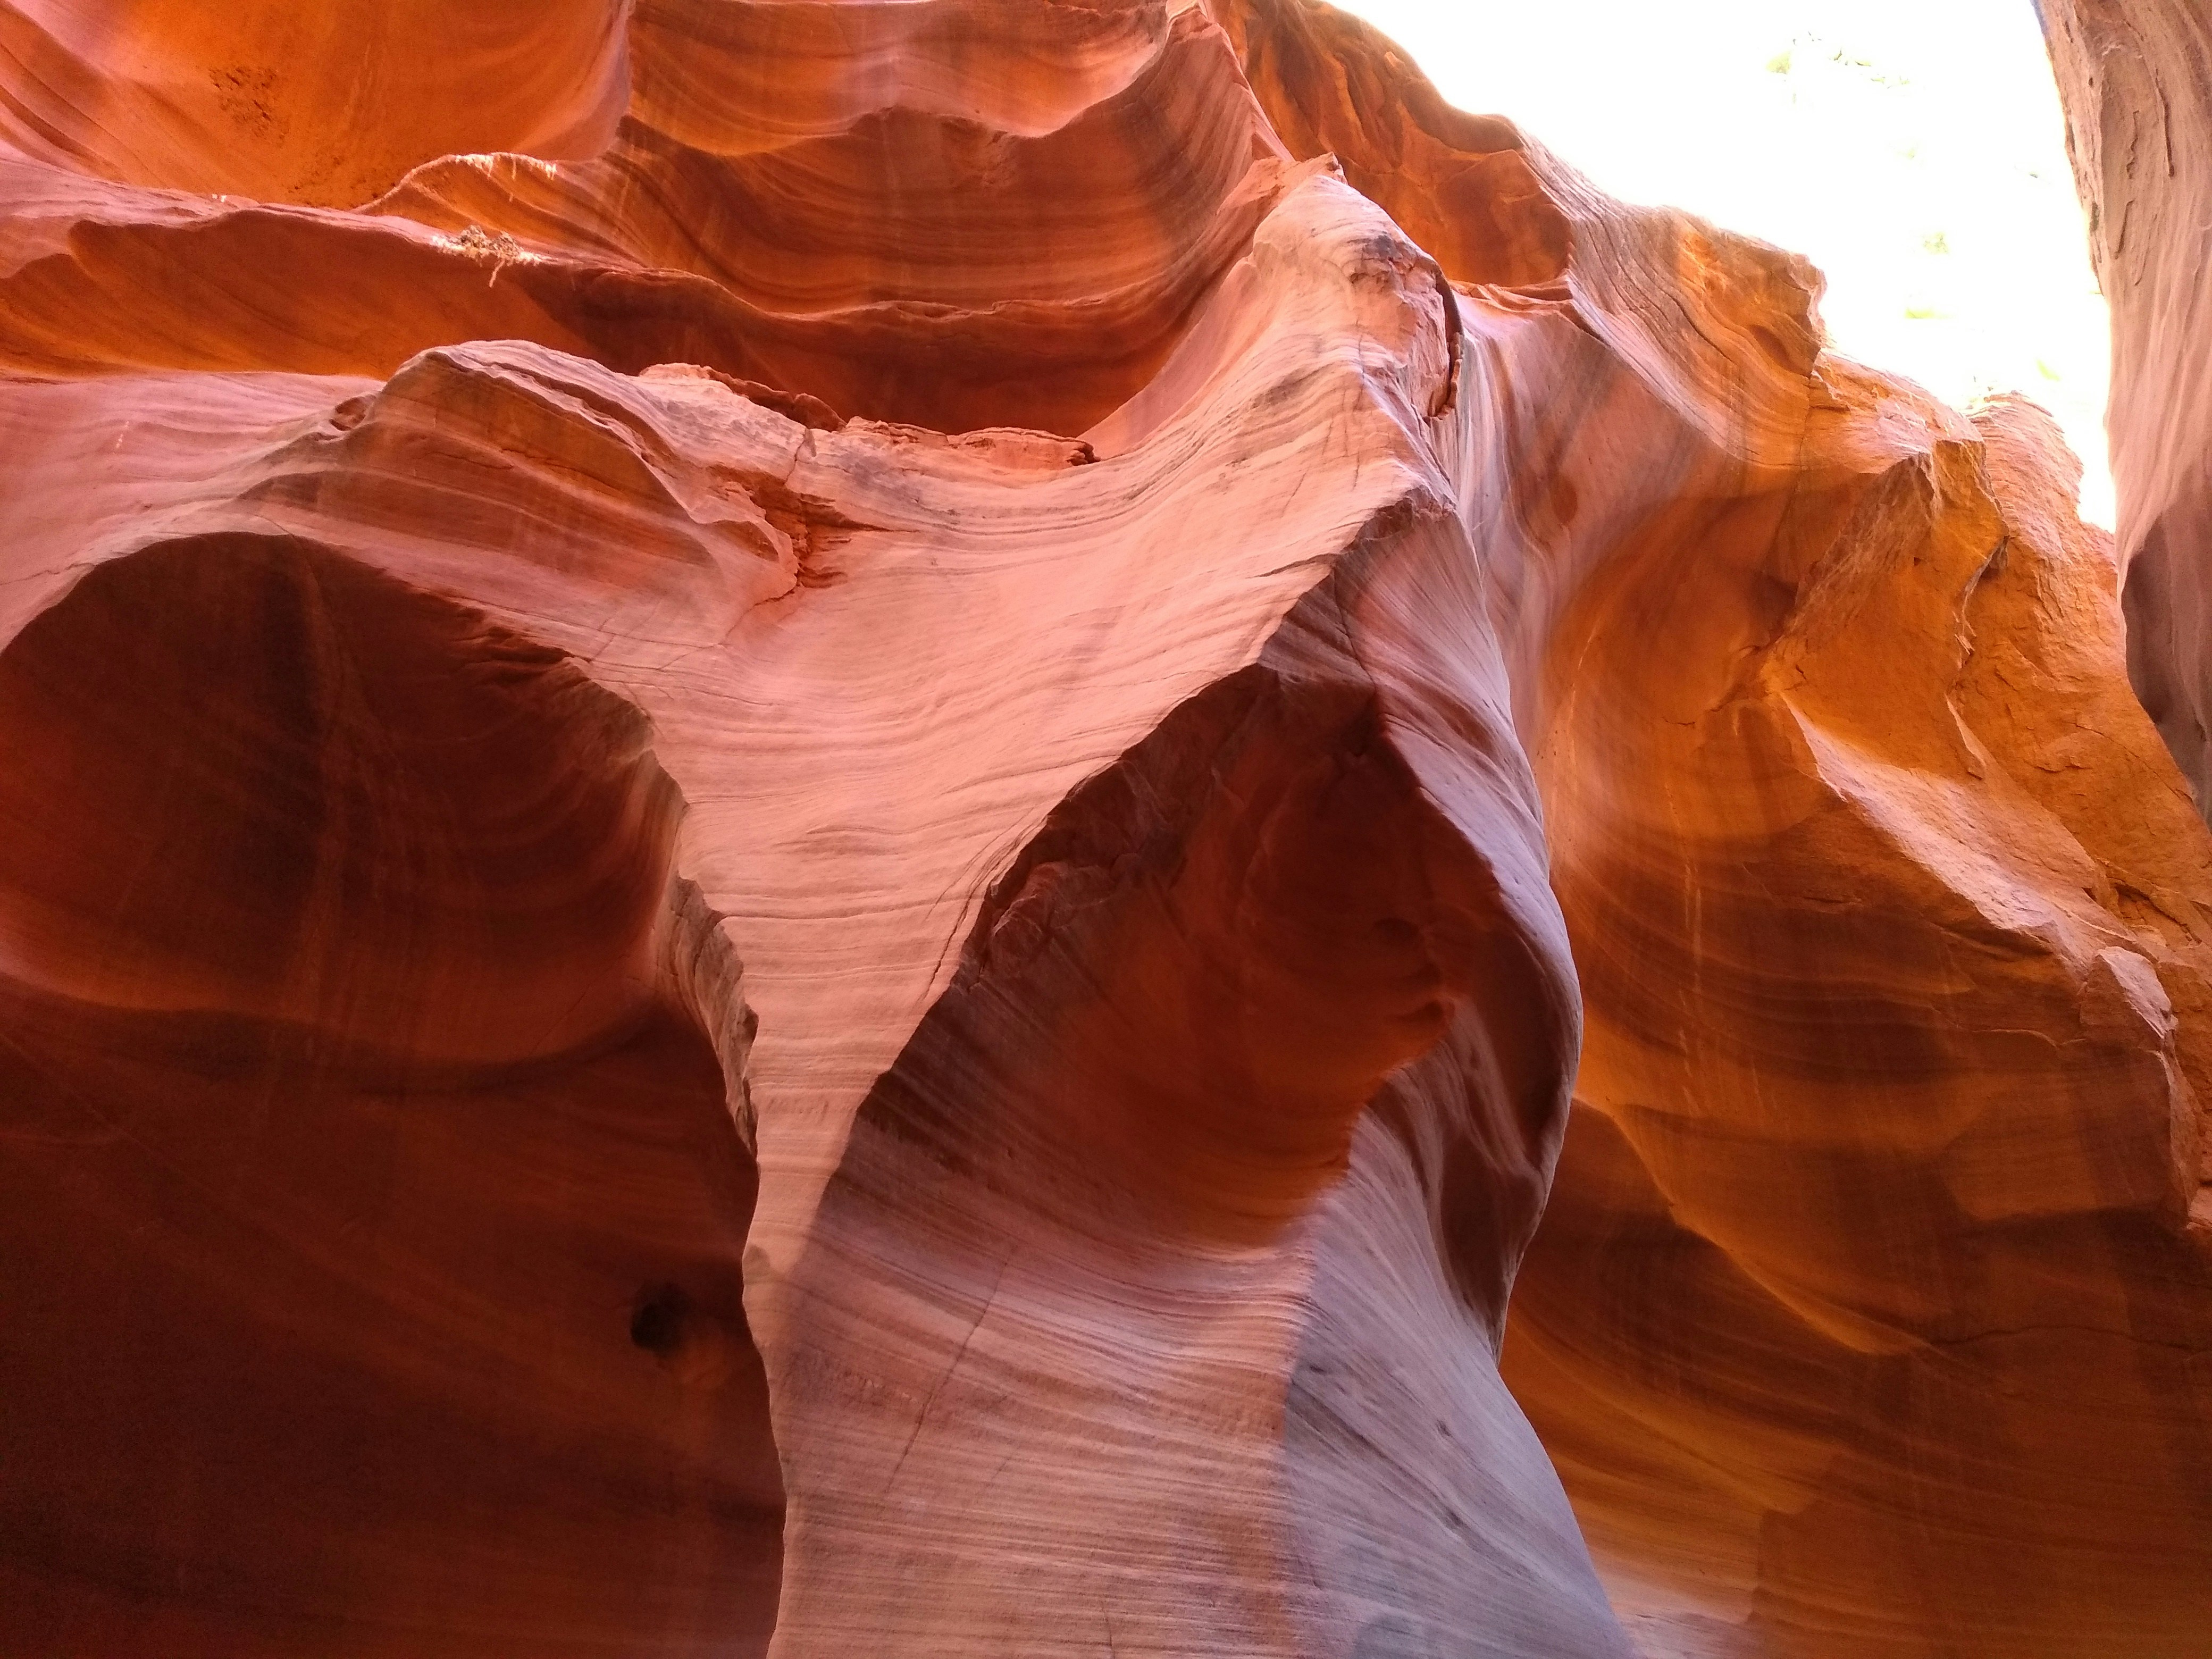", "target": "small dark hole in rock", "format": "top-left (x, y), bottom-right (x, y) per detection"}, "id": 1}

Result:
top-left (631, 1282), bottom-right (691, 1355)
